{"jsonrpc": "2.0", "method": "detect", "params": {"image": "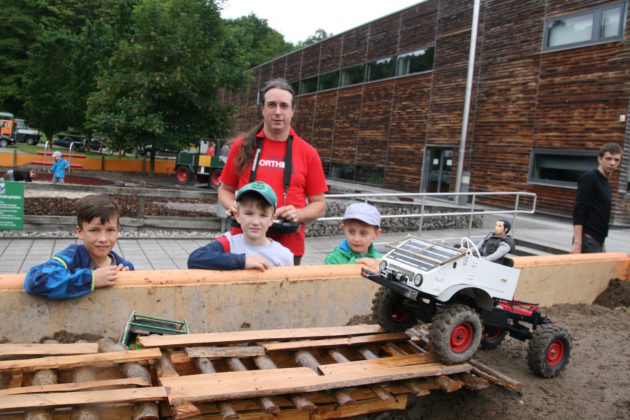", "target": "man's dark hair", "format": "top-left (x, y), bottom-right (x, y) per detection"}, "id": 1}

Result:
top-left (598, 142), bottom-right (622, 157)
top-left (236, 78), bottom-right (295, 174)
top-left (498, 219), bottom-right (511, 234)
top-left (76, 194), bottom-right (120, 226)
